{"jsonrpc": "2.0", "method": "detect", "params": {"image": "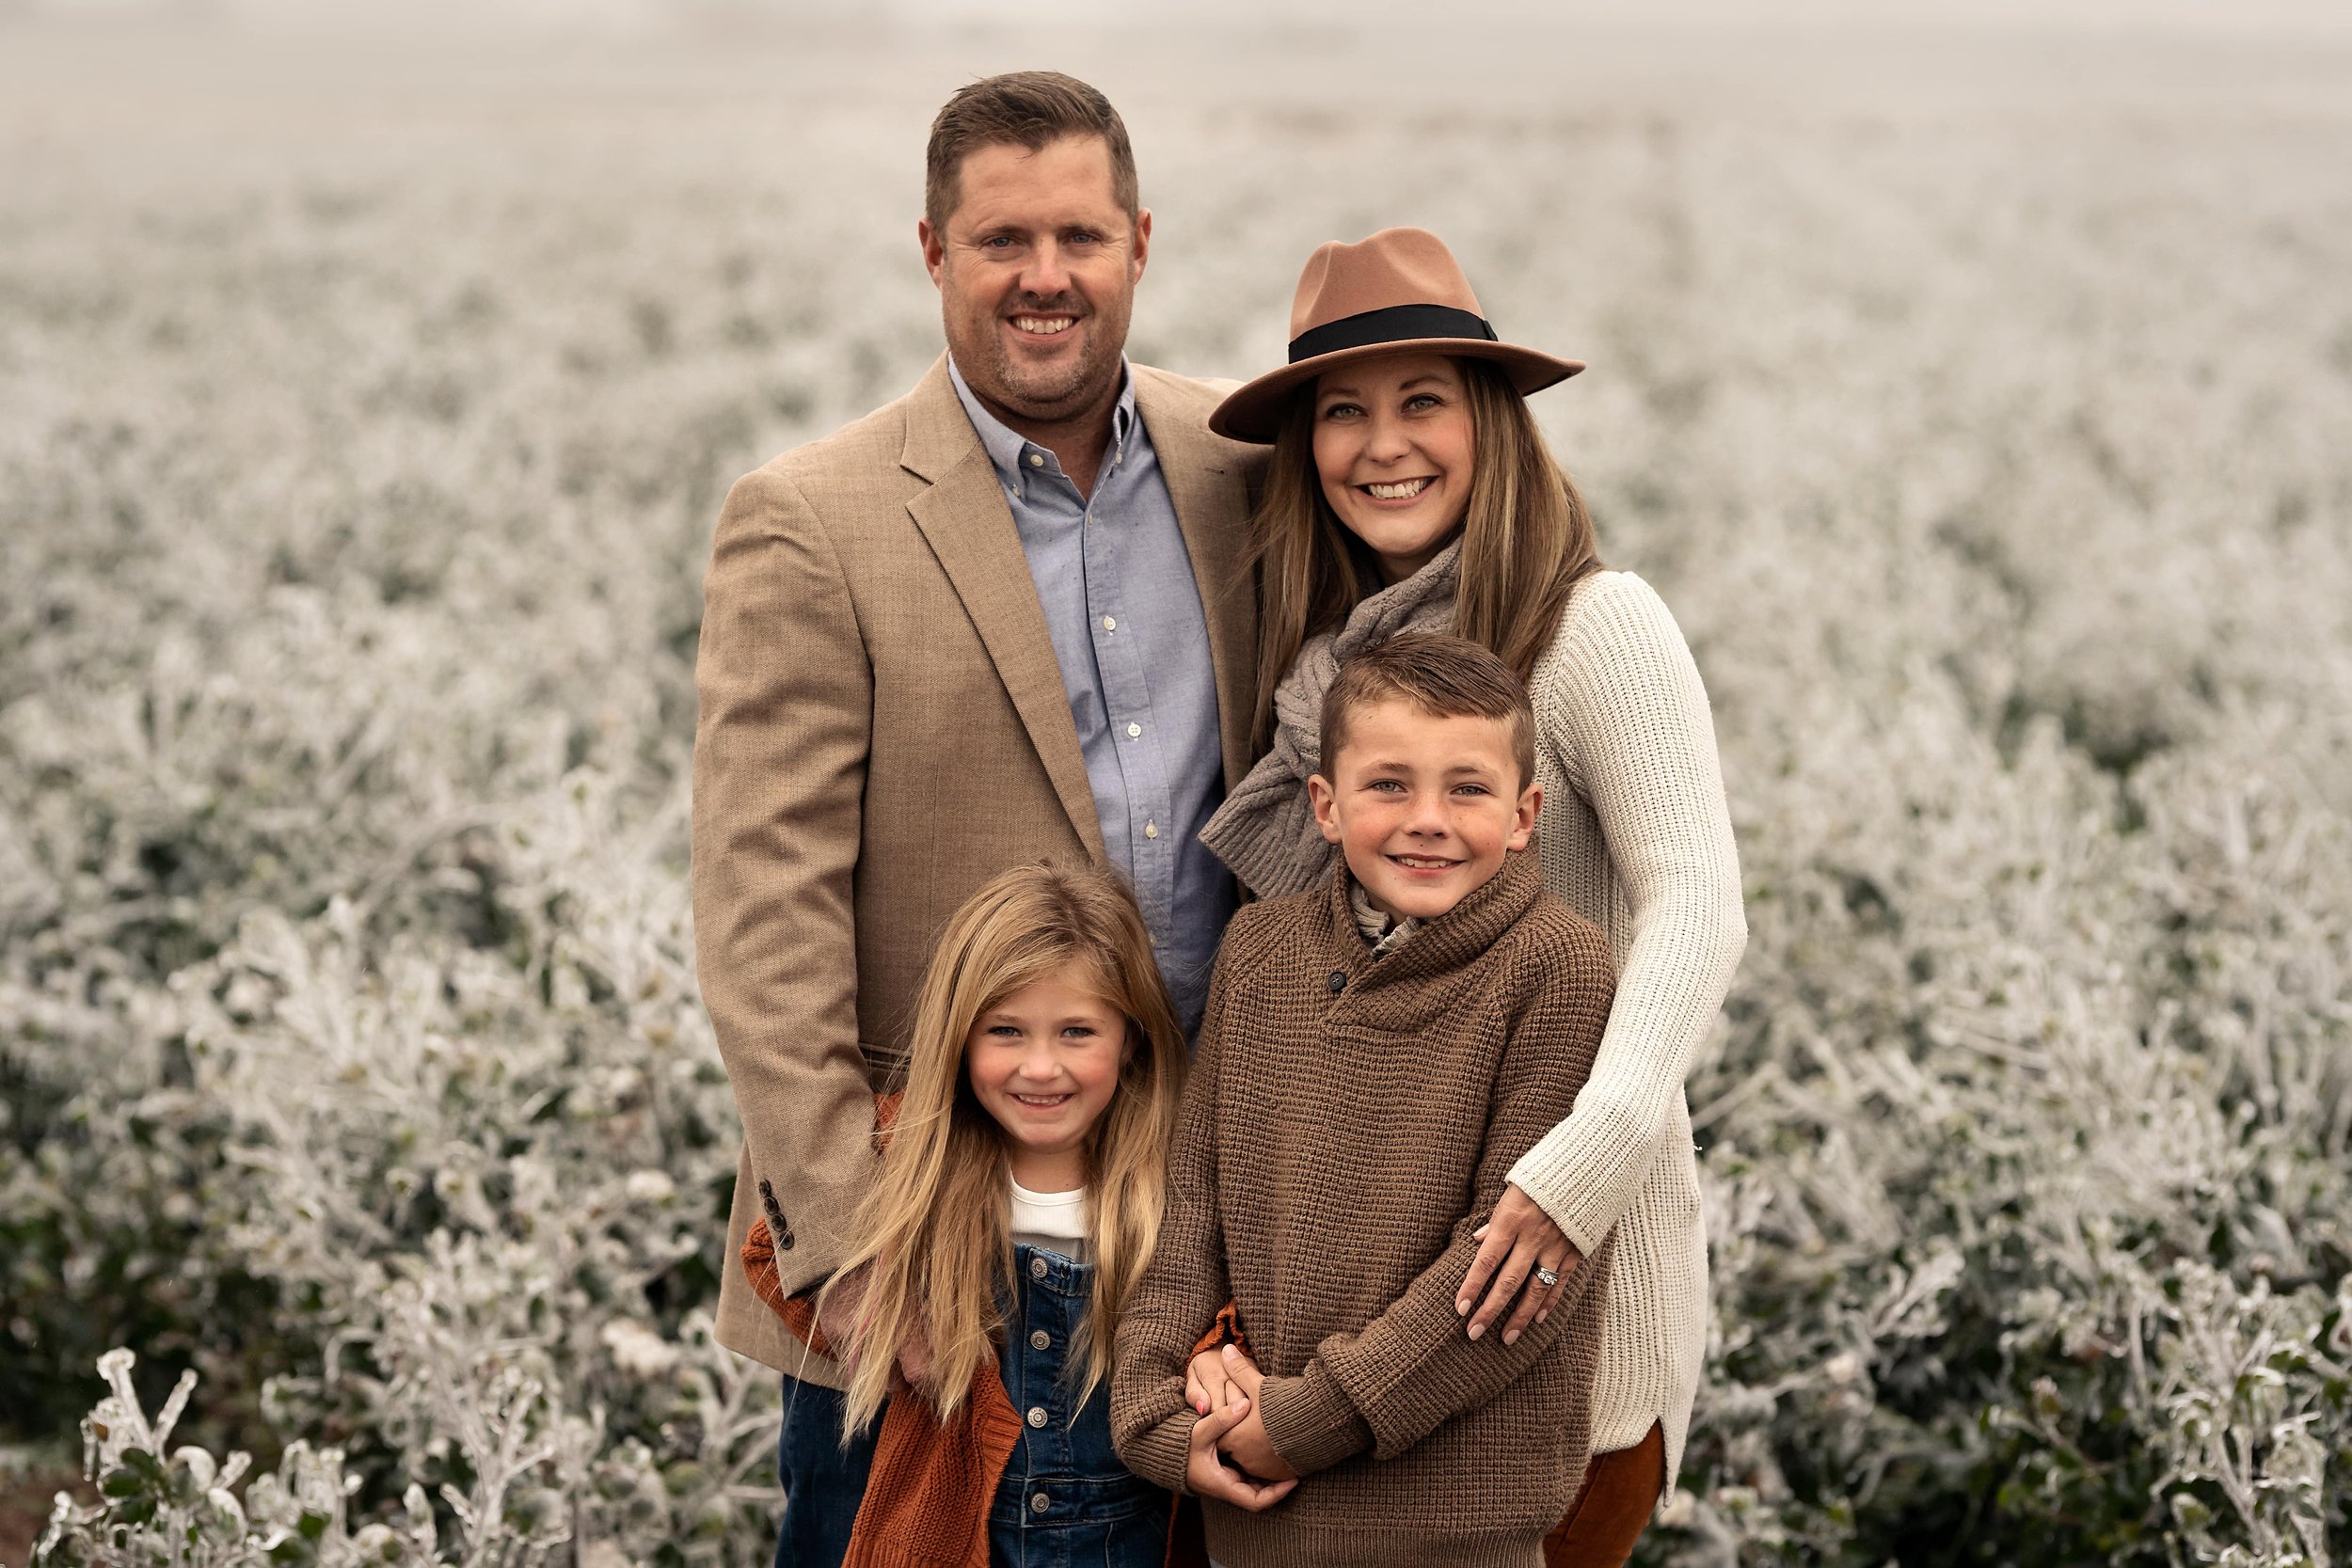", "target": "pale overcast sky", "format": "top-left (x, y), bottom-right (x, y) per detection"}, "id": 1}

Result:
top-left (18, 0), bottom-right (2352, 30)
